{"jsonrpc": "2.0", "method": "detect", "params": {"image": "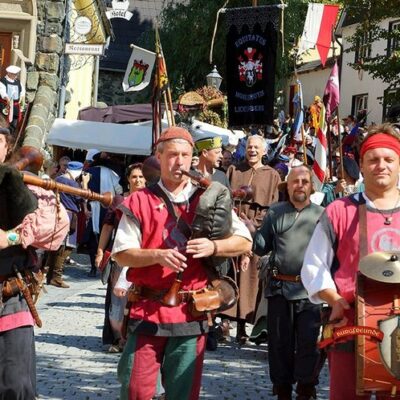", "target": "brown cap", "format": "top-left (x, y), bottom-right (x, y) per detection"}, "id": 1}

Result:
top-left (156, 126), bottom-right (194, 147)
